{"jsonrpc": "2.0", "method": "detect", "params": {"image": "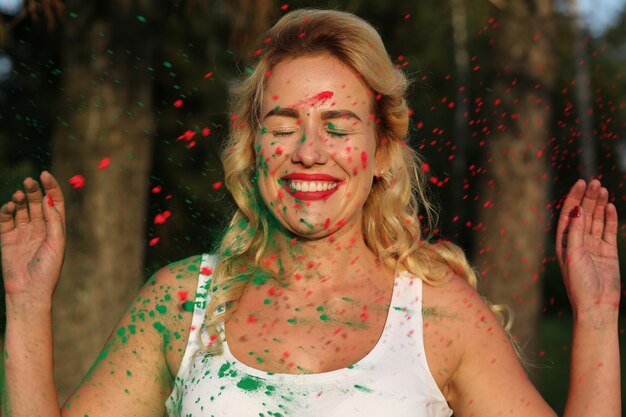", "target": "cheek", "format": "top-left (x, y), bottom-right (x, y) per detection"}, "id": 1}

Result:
top-left (343, 148), bottom-right (375, 175)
